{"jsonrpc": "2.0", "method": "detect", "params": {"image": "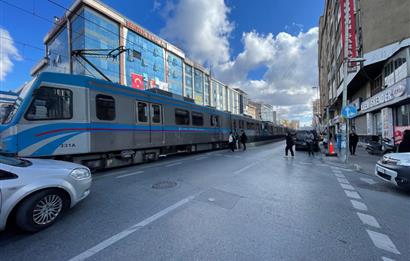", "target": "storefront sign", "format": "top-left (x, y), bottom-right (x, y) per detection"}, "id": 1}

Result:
top-left (126, 21), bottom-right (166, 48)
top-left (381, 108), bottom-right (393, 140)
top-left (157, 80), bottom-right (168, 91)
top-left (351, 98), bottom-right (362, 111)
top-left (360, 83), bottom-right (406, 111)
top-left (394, 126), bottom-right (410, 144)
top-left (340, 0), bottom-right (357, 71)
